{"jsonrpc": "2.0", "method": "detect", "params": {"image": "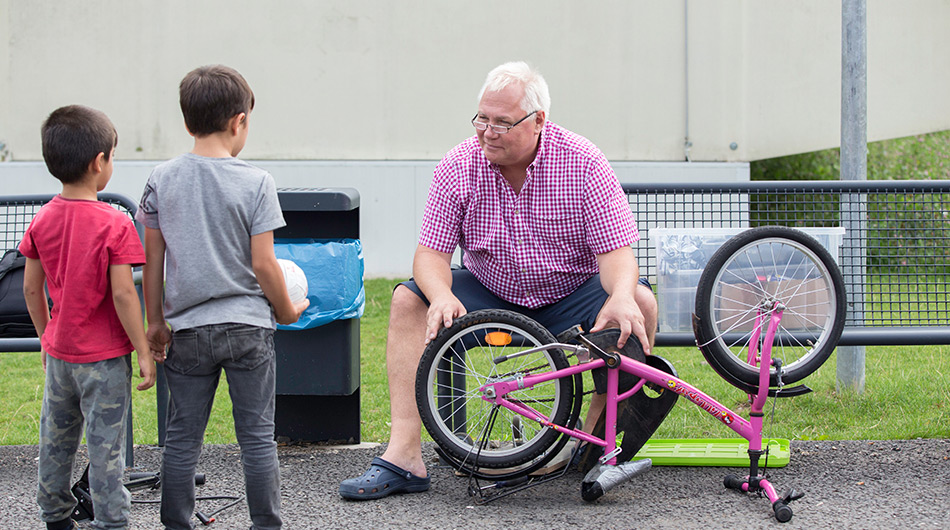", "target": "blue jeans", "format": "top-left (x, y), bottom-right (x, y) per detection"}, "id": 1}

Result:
top-left (160, 324), bottom-right (281, 530)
